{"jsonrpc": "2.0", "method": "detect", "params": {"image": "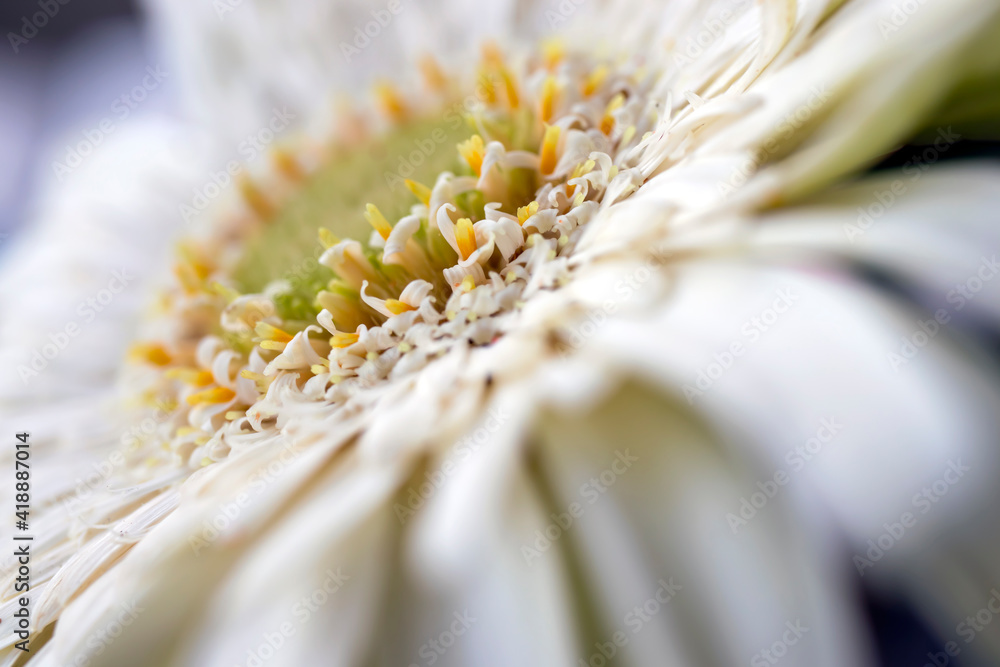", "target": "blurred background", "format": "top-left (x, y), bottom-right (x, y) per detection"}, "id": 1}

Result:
top-left (0, 0), bottom-right (176, 241)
